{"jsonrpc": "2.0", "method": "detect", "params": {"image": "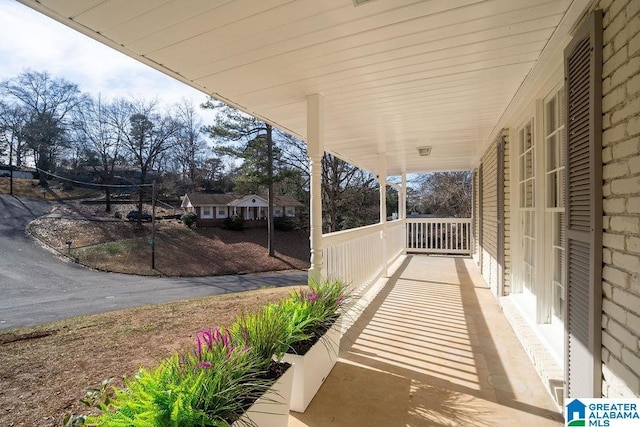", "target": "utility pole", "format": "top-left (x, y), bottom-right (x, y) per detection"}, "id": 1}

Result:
top-left (151, 180), bottom-right (157, 270)
top-left (9, 142), bottom-right (13, 196)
